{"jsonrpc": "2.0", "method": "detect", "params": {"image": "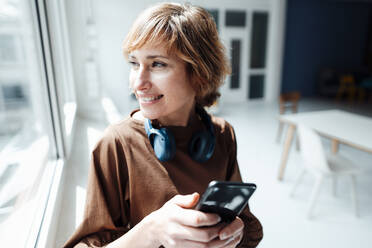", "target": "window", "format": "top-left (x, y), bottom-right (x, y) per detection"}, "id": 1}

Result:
top-left (0, 34), bottom-right (18, 63)
top-left (0, 0), bottom-right (74, 246)
top-left (249, 75), bottom-right (265, 99)
top-left (47, 0), bottom-right (77, 156)
top-left (1, 83), bottom-right (28, 109)
top-left (250, 12), bottom-right (268, 69)
top-left (225, 10), bottom-right (246, 27)
top-left (230, 39), bottom-right (241, 89)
